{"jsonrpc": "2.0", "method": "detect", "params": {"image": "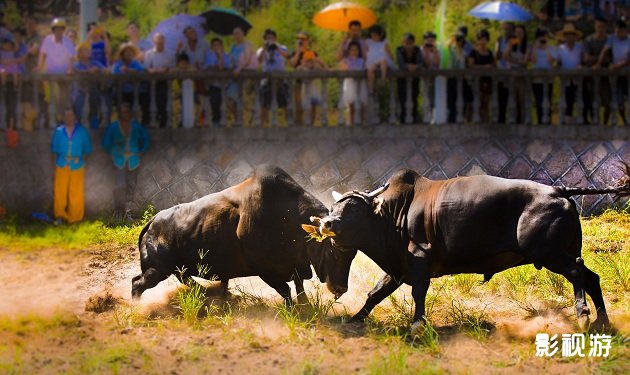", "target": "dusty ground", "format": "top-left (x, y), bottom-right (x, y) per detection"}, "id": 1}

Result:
top-left (0, 244), bottom-right (628, 374)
